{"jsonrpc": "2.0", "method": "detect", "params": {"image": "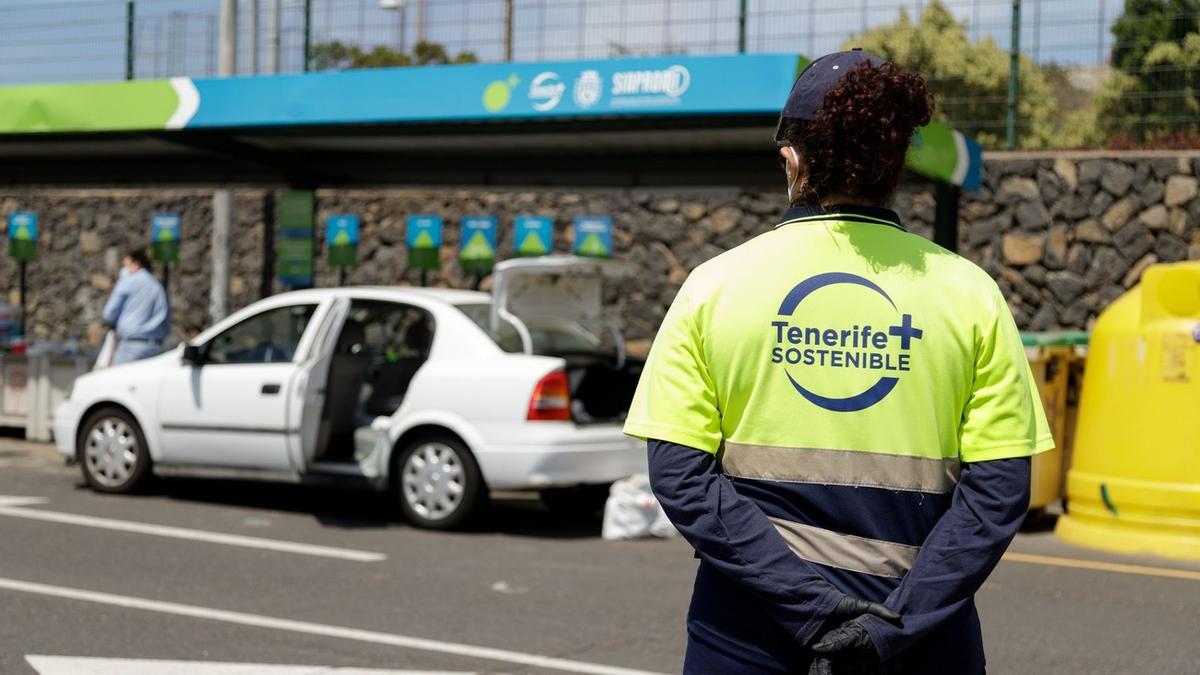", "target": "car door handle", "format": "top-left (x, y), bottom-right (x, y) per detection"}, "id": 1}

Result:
top-left (261, 383), bottom-right (281, 395)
